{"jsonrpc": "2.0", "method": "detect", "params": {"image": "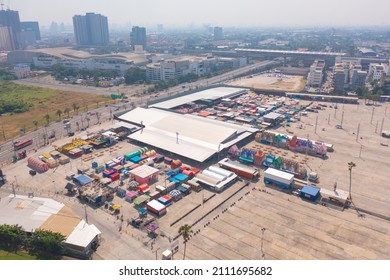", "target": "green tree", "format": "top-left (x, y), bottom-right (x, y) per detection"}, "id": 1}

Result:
top-left (44, 113), bottom-right (50, 125)
top-left (30, 229), bottom-right (65, 255)
top-left (64, 107), bottom-right (70, 118)
top-left (348, 161), bottom-right (356, 201)
top-left (178, 224), bottom-right (193, 260)
top-left (124, 67), bottom-right (147, 85)
top-left (0, 224), bottom-right (25, 250)
top-left (32, 120), bottom-right (38, 130)
top-left (72, 103), bottom-right (79, 114)
top-left (56, 109), bottom-right (62, 121)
